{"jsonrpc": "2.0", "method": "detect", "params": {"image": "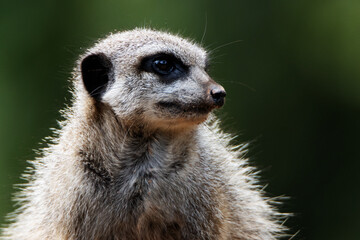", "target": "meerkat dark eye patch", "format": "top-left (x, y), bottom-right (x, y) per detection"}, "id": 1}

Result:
top-left (81, 53), bottom-right (113, 100)
top-left (140, 53), bottom-right (188, 82)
